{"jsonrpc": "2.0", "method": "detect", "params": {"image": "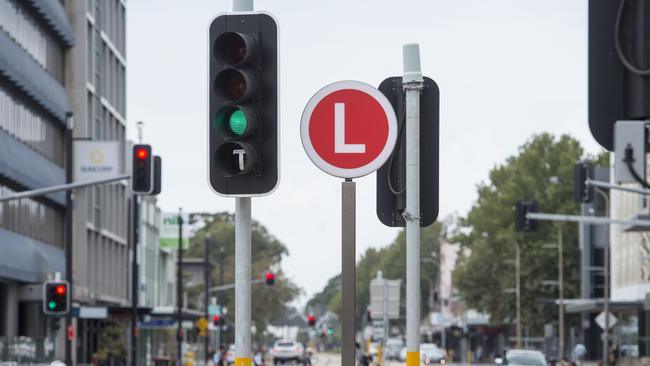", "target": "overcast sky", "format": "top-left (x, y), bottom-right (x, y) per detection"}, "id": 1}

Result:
top-left (127, 0), bottom-right (602, 306)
